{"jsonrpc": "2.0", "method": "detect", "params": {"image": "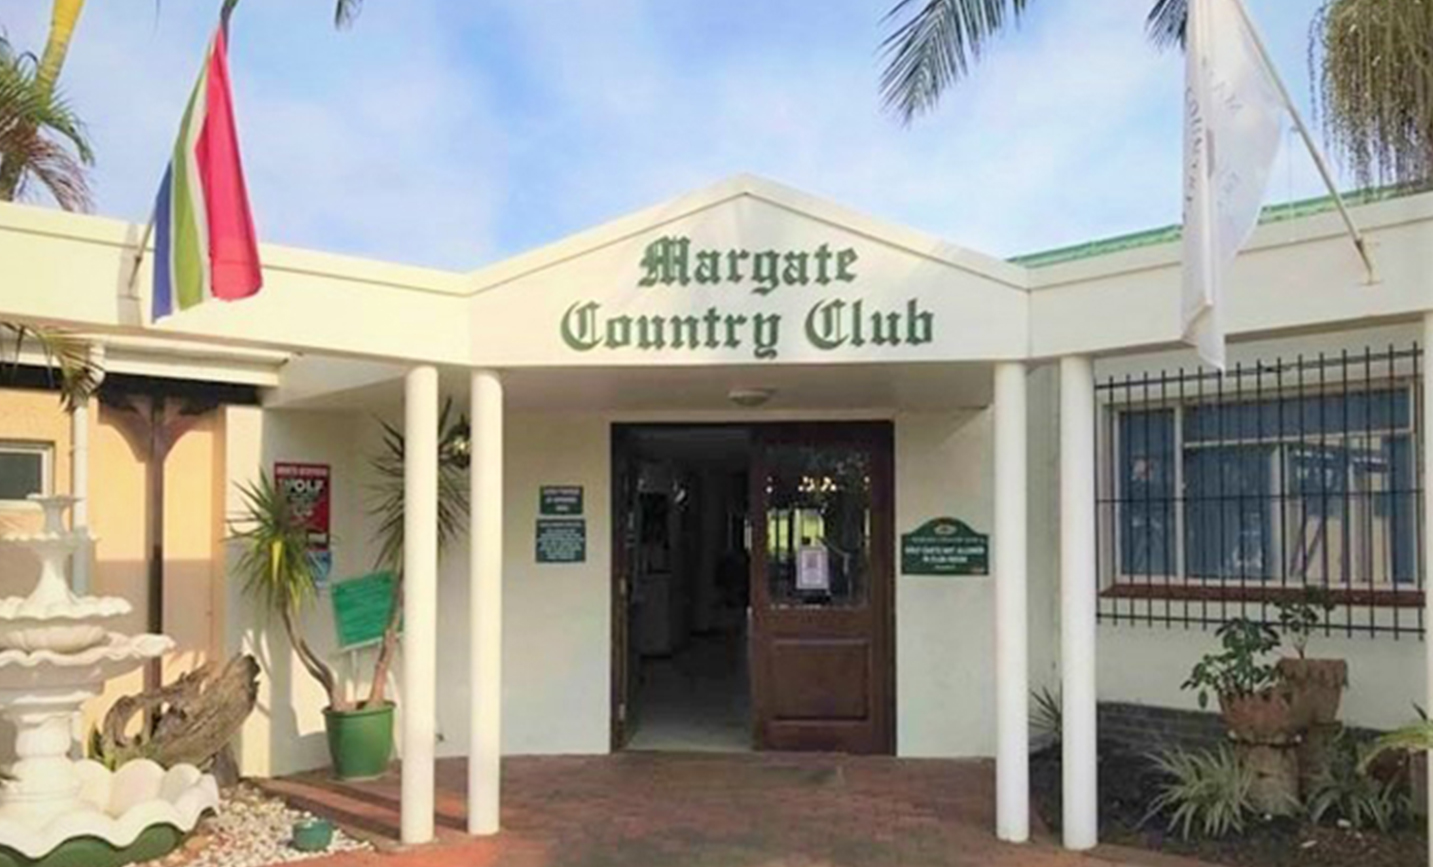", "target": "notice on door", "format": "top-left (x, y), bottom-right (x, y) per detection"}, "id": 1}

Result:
top-left (796, 545), bottom-right (830, 591)
top-left (536, 518), bottom-right (586, 564)
top-left (901, 518), bottom-right (988, 576)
